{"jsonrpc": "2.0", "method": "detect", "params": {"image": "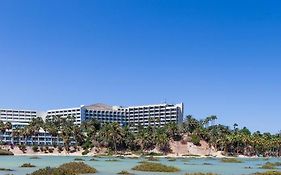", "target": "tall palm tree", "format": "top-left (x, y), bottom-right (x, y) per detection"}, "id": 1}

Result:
top-left (0, 121), bottom-right (11, 143)
top-left (59, 116), bottom-right (75, 152)
top-left (155, 127), bottom-right (170, 154)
